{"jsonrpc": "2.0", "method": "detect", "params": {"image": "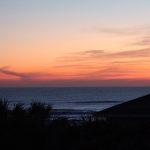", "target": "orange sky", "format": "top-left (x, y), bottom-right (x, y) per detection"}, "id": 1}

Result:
top-left (0, 0), bottom-right (150, 86)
